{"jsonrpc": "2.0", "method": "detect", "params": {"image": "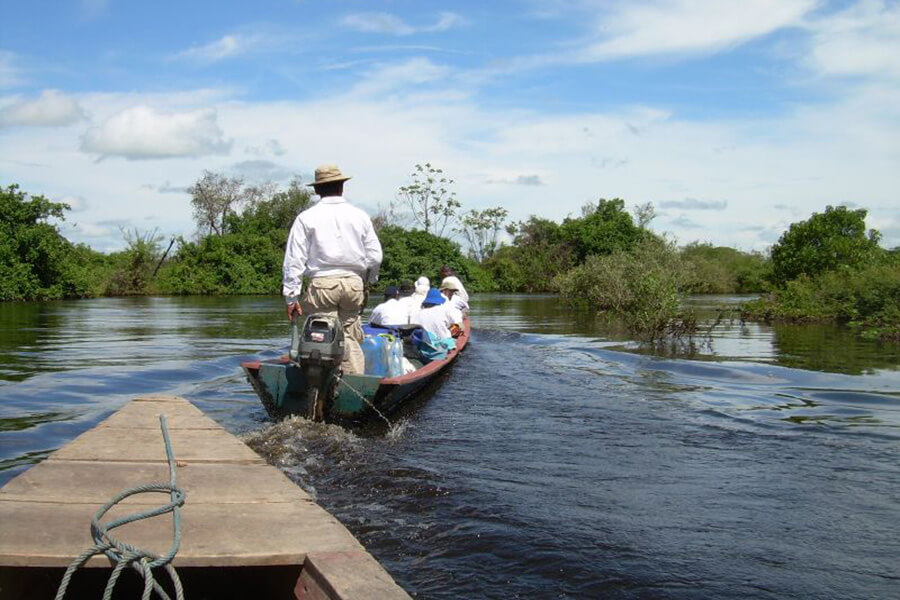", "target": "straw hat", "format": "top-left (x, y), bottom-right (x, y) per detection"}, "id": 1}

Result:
top-left (439, 277), bottom-right (461, 292)
top-left (308, 164), bottom-right (352, 187)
